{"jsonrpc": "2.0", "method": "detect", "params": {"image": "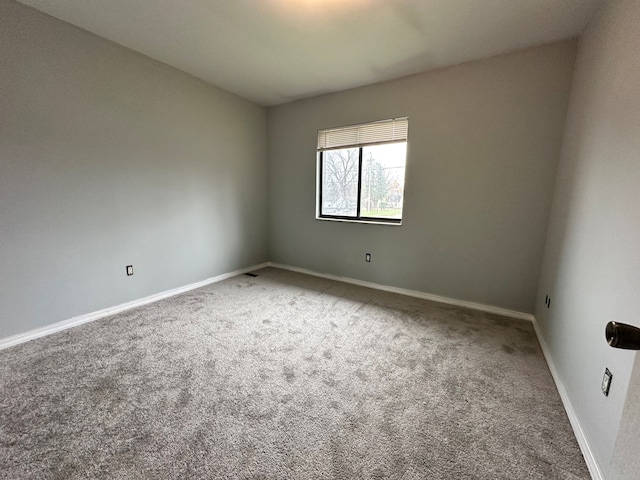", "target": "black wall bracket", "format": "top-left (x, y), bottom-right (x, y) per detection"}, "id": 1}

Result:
top-left (605, 322), bottom-right (640, 350)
